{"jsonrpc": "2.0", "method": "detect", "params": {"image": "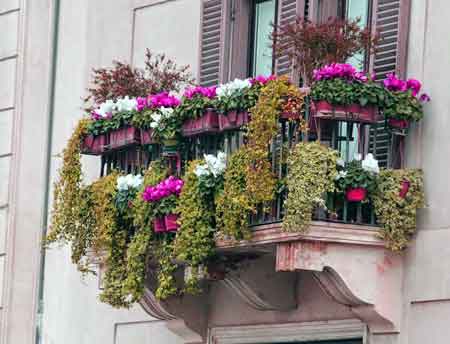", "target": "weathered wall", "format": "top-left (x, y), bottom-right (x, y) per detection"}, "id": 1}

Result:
top-left (41, 0), bottom-right (200, 344)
